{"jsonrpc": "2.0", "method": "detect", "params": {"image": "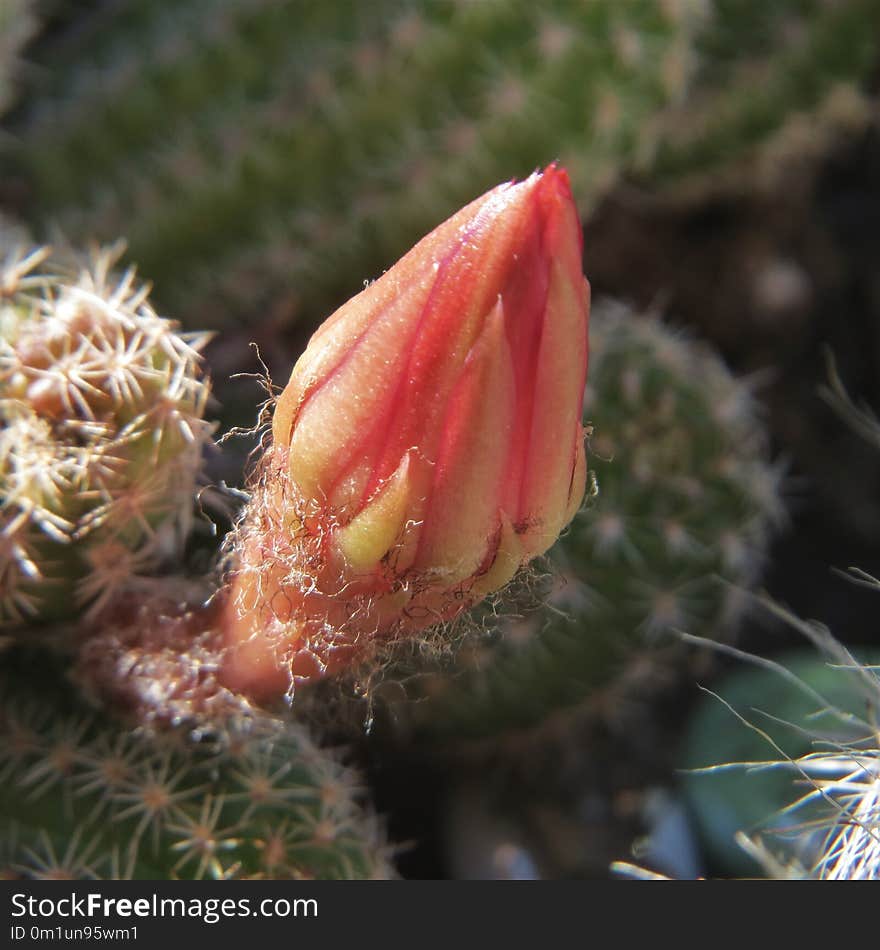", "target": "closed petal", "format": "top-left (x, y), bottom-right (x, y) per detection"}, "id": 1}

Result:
top-left (414, 298), bottom-right (515, 583)
top-left (286, 278), bottom-right (427, 500)
top-left (333, 452), bottom-right (413, 573)
top-left (469, 513), bottom-right (524, 599)
top-left (364, 174), bottom-right (548, 495)
top-left (273, 182), bottom-right (518, 447)
top-left (563, 430), bottom-right (588, 527)
top-left (518, 266), bottom-right (589, 556)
